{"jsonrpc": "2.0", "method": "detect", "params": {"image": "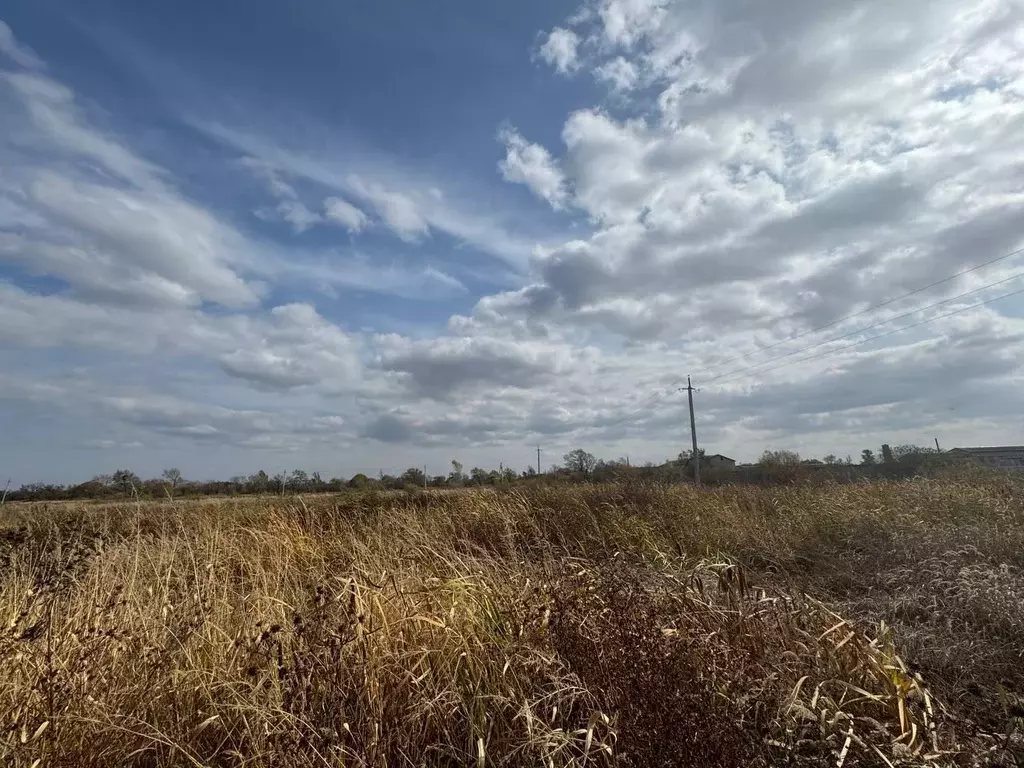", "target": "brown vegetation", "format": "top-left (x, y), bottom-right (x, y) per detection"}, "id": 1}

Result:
top-left (2, 475), bottom-right (1023, 766)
